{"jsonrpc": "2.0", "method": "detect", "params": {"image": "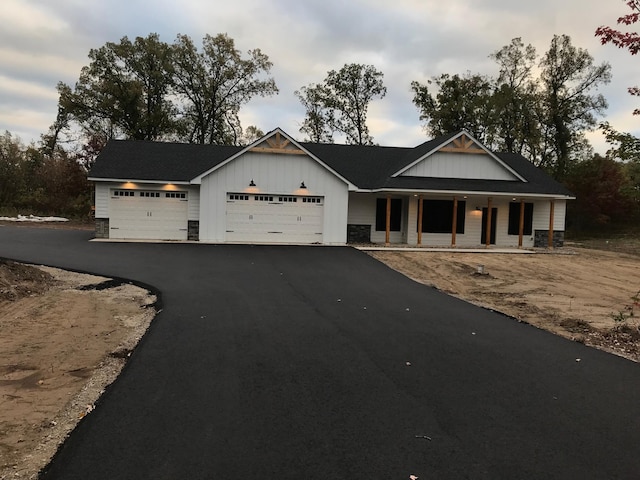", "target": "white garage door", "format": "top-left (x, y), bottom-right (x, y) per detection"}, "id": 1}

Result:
top-left (109, 189), bottom-right (188, 240)
top-left (226, 193), bottom-right (323, 243)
